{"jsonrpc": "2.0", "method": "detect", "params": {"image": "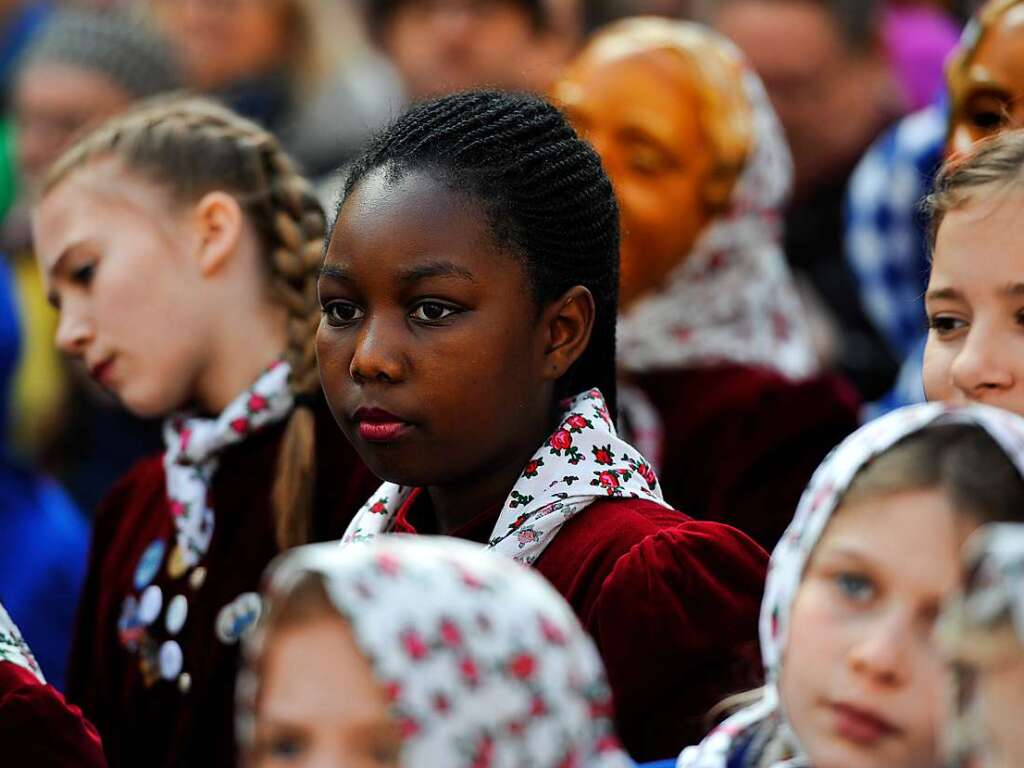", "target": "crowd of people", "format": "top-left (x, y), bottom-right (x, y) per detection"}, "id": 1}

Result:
top-left (2, 0), bottom-right (1024, 767)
